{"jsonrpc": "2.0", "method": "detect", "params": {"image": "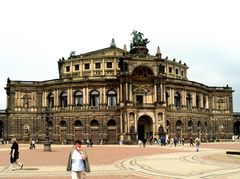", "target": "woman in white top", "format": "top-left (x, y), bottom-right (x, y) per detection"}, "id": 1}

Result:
top-left (67, 140), bottom-right (90, 179)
